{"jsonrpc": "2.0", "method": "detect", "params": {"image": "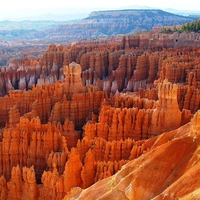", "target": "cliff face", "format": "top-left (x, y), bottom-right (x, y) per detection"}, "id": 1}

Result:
top-left (49, 10), bottom-right (195, 40)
